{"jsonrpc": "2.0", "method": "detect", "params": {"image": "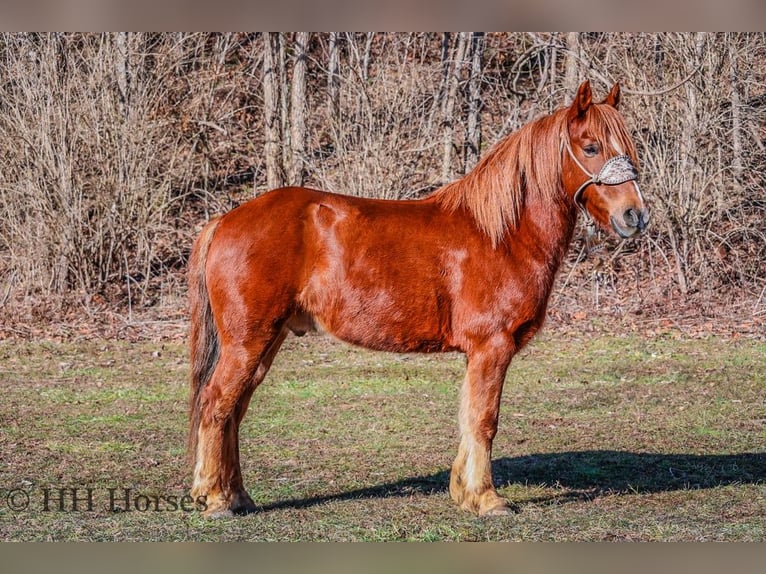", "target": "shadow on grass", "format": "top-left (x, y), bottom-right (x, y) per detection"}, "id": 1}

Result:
top-left (256, 450), bottom-right (766, 513)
